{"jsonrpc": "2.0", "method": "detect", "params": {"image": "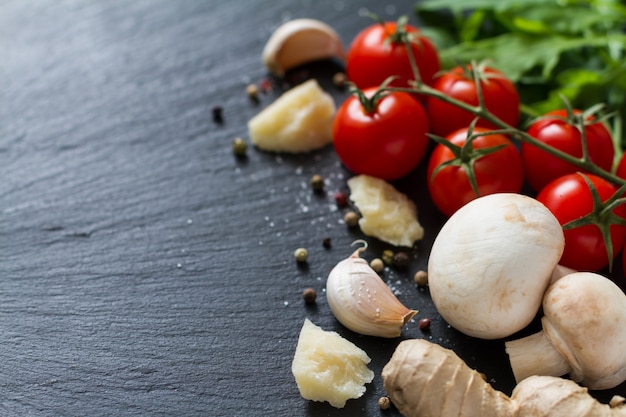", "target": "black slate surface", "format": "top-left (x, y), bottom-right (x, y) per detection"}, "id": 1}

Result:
top-left (3, 0), bottom-right (625, 416)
